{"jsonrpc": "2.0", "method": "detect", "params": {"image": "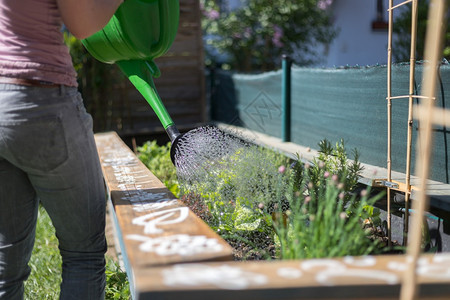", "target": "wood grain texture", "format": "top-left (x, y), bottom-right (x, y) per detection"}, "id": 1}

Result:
top-left (95, 132), bottom-right (233, 269)
top-left (134, 254), bottom-right (450, 299)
